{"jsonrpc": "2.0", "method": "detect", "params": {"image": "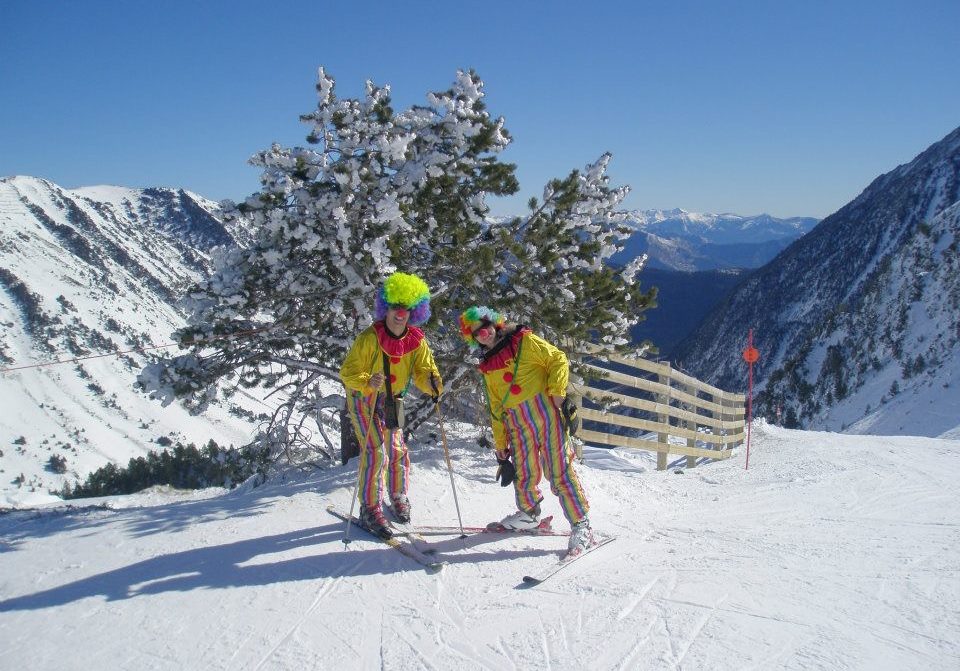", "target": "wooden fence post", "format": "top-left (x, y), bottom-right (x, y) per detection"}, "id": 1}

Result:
top-left (718, 391), bottom-right (728, 453)
top-left (657, 363), bottom-right (671, 471)
top-left (685, 382), bottom-right (697, 469)
top-left (733, 394), bottom-right (746, 448)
